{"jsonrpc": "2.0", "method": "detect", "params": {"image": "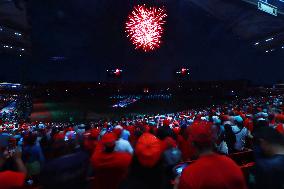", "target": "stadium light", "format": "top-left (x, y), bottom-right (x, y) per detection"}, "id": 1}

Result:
top-left (265, 38), bottom-right (274, 42)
